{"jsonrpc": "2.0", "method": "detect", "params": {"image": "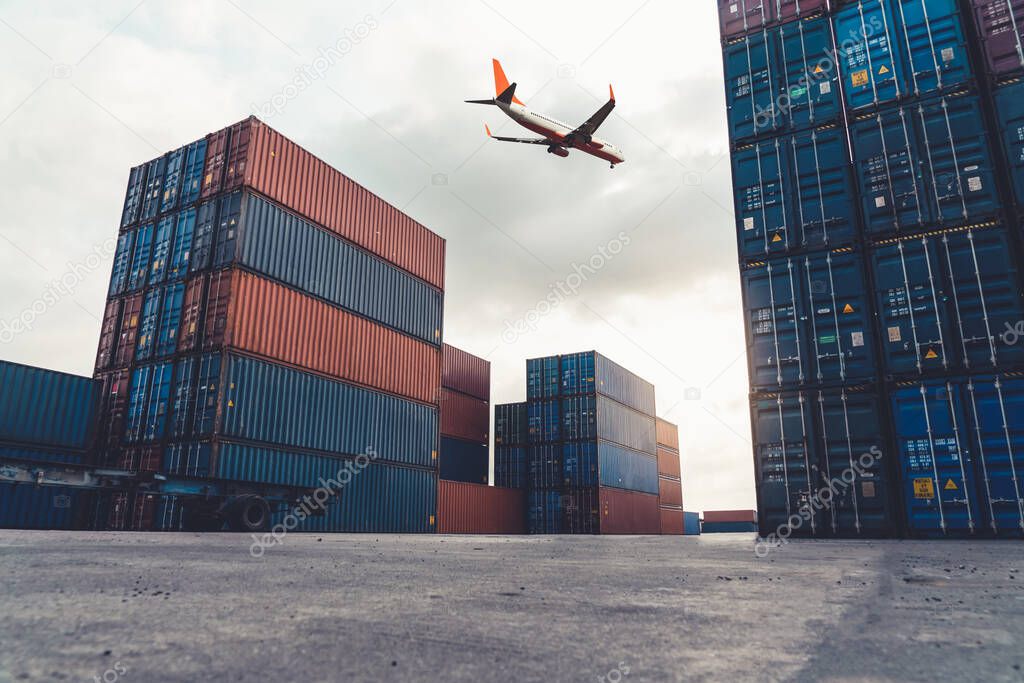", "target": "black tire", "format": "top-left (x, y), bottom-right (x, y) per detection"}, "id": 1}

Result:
top-left (226, 495), bottom-right (271, 533)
